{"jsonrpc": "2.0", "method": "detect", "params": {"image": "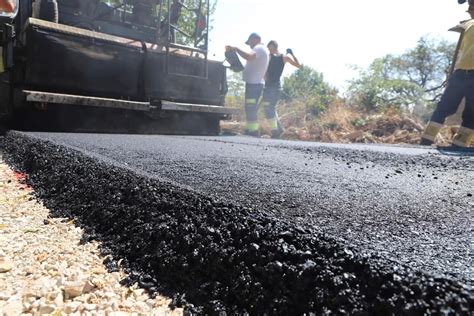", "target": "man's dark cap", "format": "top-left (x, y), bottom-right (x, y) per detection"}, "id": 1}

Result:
top-left (245, 33), bottom-right (261, 45)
